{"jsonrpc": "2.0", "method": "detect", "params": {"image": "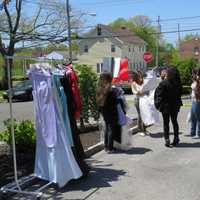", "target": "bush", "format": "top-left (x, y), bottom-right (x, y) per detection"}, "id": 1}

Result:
top-left (12, 76), bottom-right (28, 81)
top-left (176, 58), bottom-right (198, 85)
top-left (0, 119), bottom-right (36, 153)
top-left (75, 64), bottom-right (99, 127)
